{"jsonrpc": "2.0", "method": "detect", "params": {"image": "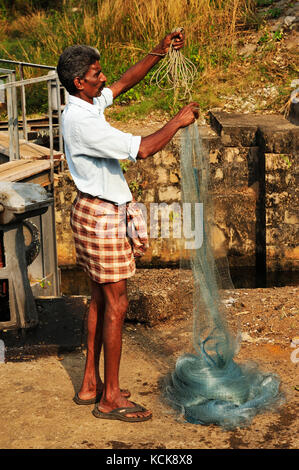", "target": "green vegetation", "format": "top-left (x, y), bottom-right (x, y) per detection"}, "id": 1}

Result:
top-left (267, 7), bottom-right (282, 19)
top-left (0, 0), bottom-right (297, 120)
top-left (129, 180), bottom-right (143, 198)
top-left (255, 0), bottom-right (275, 6)
top-left (119, 160), bottom-right (131, 173)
